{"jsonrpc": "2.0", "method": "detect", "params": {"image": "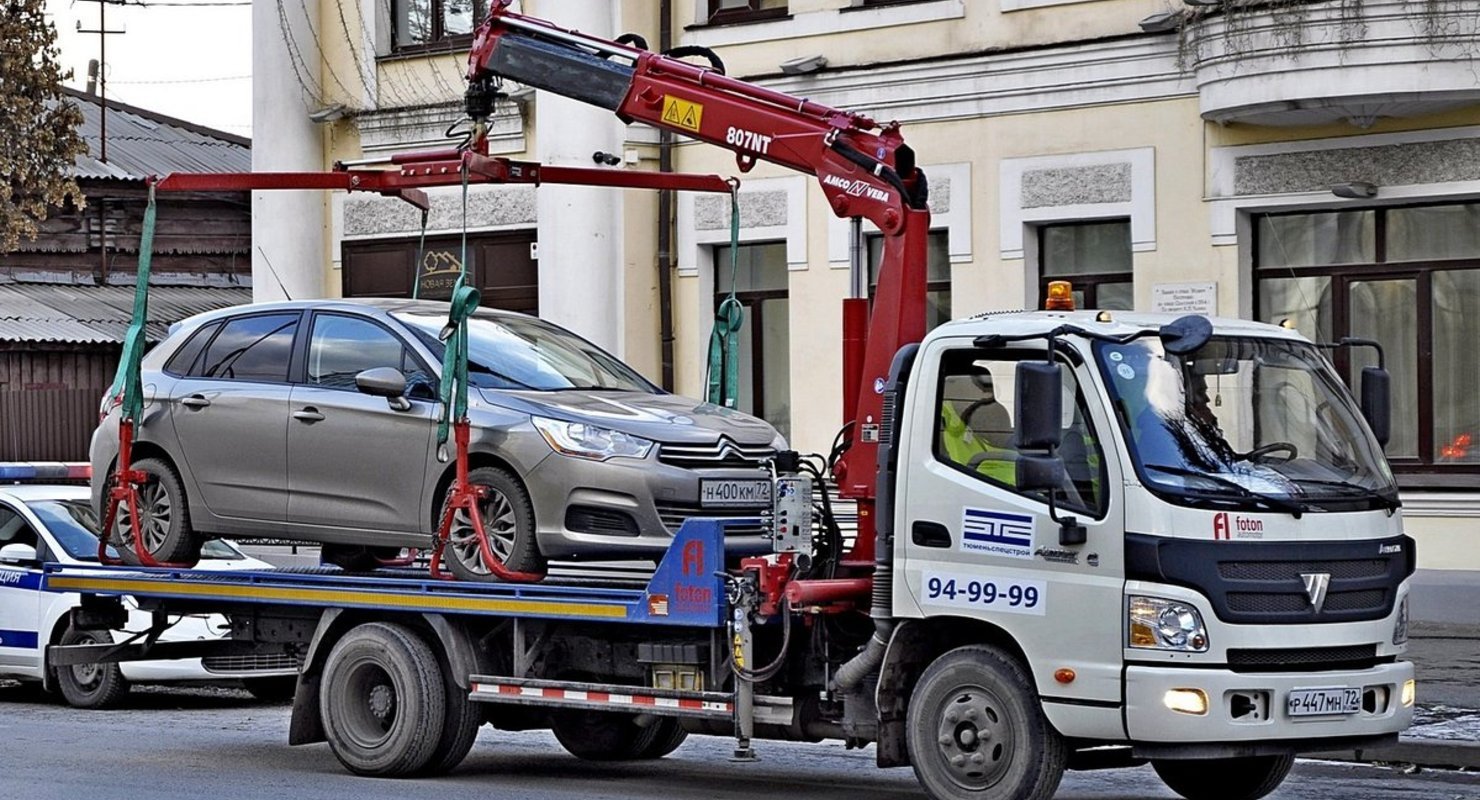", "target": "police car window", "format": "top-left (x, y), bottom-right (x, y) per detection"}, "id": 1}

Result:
top-left (199, 313), bottom-right (299, 382)
top-left (0, 505), bottom-right (37, 548)
top-left (933, 349), bottom-right (1107, 517)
